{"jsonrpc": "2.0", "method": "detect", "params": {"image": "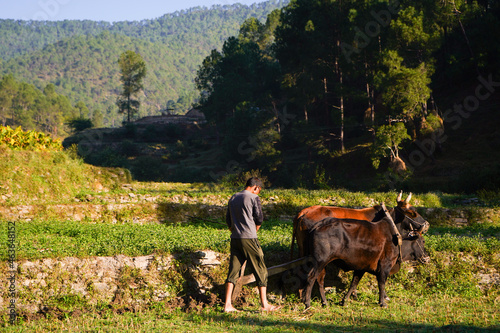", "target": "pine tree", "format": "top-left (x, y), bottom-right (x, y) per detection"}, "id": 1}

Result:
top-left (116, 50), bottom-right (147, 123)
